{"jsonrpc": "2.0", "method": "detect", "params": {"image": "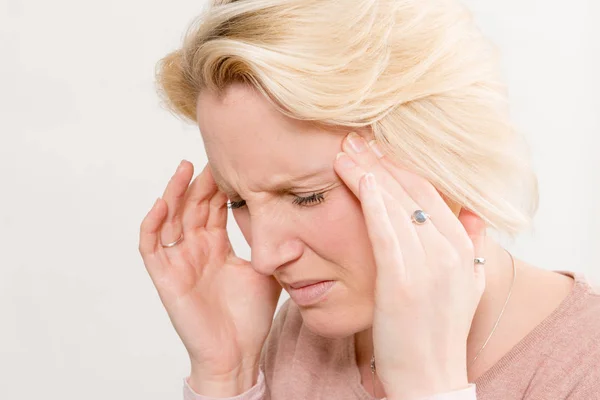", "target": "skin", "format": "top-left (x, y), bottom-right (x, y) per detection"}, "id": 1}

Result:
top-left (140, 82), bottom-right (575, 397)
top-left (198, 86), bottom-right (382, 339)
